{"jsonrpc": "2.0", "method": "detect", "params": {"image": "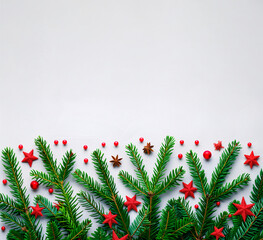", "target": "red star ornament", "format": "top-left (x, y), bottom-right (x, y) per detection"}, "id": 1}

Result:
top-left (103, 211), bottom-right (118, 228)
top-left (214, 141), bottom-right (224, 151)
top-left (31, 203), bottom-right (44, 218)
top-left (112, 230), bottom-right (128, 240)
top-left (124, 195), bottom-right (141, 212)
top-left (210, 226), bottom-right (225, 240)
top-left (179, 181), bottom-right (197, 199)
top-left (22, 150), bottom-right (38, 167)
top-left (233, 197), bottom-right (255, 221)
top-left (244, 151), bottom-right (260, 169)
